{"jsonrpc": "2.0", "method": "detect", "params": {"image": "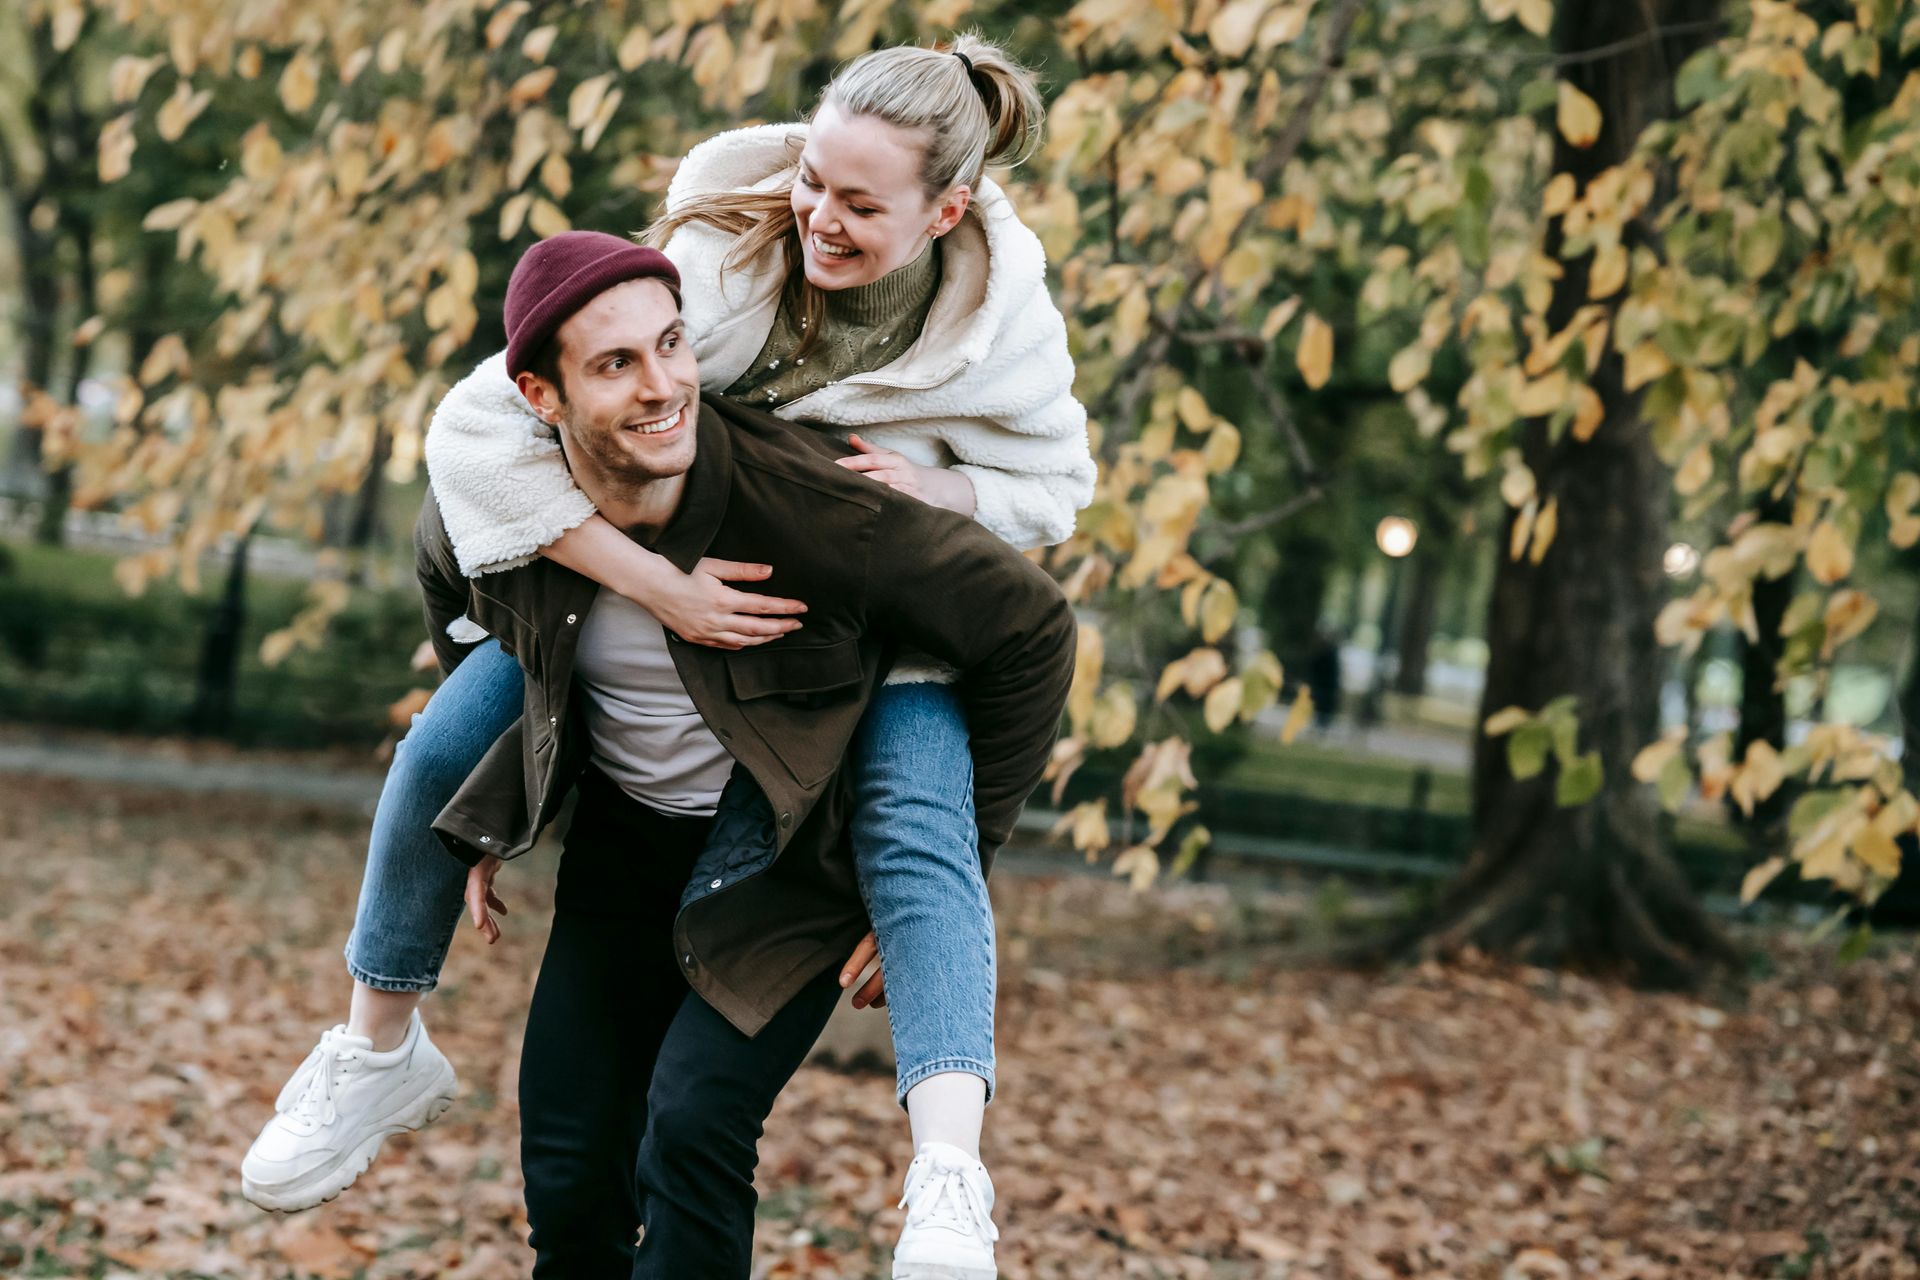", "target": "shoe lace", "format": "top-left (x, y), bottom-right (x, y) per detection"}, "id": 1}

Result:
top-left (283, 1031), bottom-right (363, 1132)
top-left (899, 1158), bottom-right (999, 1244)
